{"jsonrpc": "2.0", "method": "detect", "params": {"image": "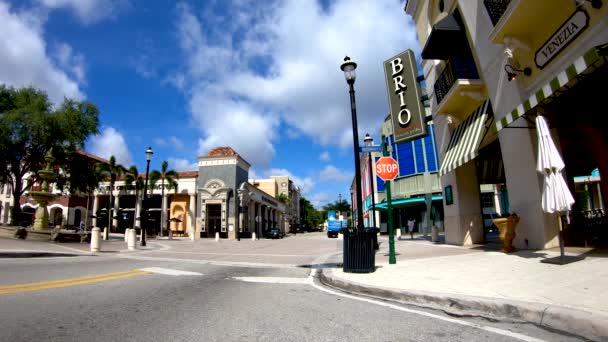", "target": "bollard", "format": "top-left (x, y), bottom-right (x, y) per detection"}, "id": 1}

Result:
top-left (102, 227), bottom-right (108, 240)
top-left (124, 228), bottom-right (130, 242)
top-left (215, 232), bottom-right (219, 242)
top-left (90, 227), bottom-right (101, 252)
top-left (168, 230), bottom-right (173, 240)
top-left (396, 228), bottom-right (402, 240)
top-left (431, 225), bottom-right (438, 242)
top-left (128, 228), bottom-right (136, 250)
top-left (189, 229), bottom-right (195, 241)
top-left (252, 232), bottom-right (256, 241)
